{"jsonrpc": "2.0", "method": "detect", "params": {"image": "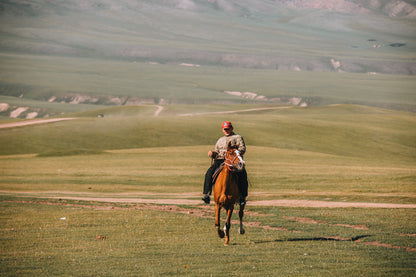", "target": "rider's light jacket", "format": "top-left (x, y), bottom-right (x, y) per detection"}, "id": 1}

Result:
top-left (213, 132), bottom-right (246, 160)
